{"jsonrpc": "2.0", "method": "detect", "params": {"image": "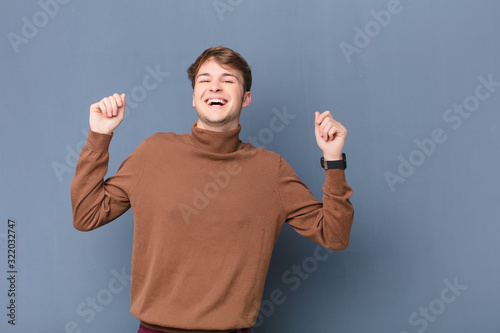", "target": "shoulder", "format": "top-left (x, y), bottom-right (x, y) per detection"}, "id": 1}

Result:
top-left (244, 145), bottom-right (284, 169)
top-left (123, 132), bottom-right (182, 158)
top-left (146, 131), bottom-right (178, 141)
top-left (253, 146), bottom-right (281, 160)
top-left (252, 147), bottom-right (298, 176)
top-left (142, 131), bottom-right (184, 147)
